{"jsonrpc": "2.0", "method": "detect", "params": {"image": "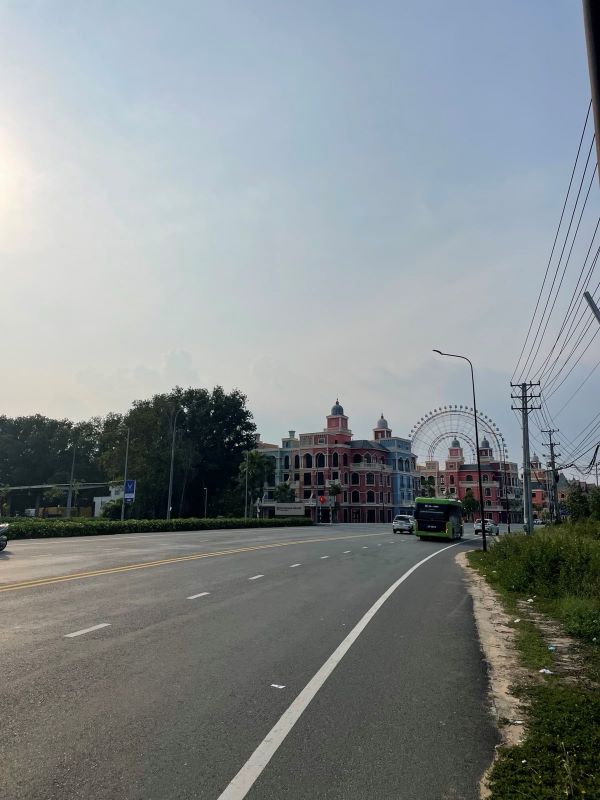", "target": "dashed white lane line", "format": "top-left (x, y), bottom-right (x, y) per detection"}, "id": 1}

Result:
top-left (289, 564), bottom-right (301, 568)
top-left (320, 556), bottom-right (329, 560)
top-left (64, 623), bottom-right (111, 638)
top-left (362, 546), bottom-right (368, 549)
top-left (216, 539), bottom-right (465, 800)
top-left (187, 592), bottom-right (211, 600)
top-left (343, 550), bottom-right (351, 554)
top-left (248, 574), bottom-right (264, 581)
